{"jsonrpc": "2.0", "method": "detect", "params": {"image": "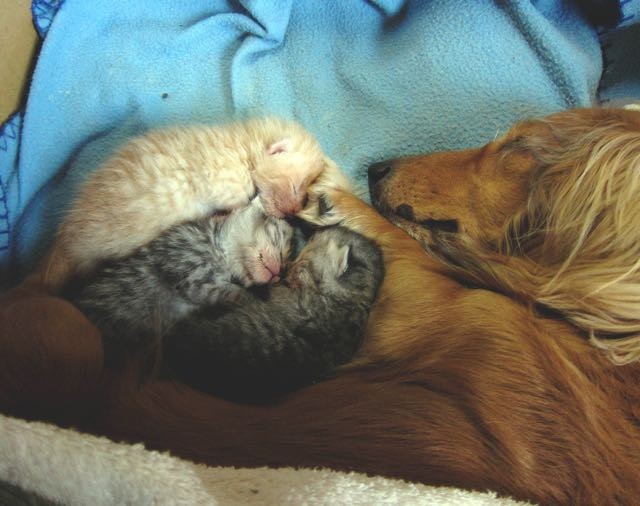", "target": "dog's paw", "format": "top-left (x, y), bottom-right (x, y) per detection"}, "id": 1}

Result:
top-left (298, 187), bottom-right (342, 226)
top-left (298, 158), bottom-right (353, 226)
